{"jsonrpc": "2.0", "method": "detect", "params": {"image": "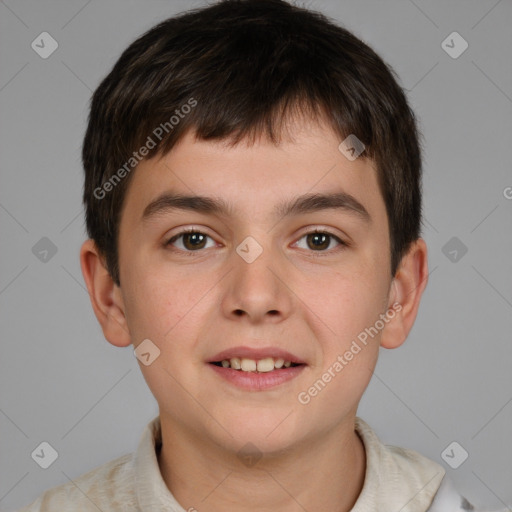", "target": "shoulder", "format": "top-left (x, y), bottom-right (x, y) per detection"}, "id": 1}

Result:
top-left (428, 476), bottom-right (509, 512)
top-left (354, 417), bottom-right (446, 511)
top-left (428, 476), bottom-right (474, 511)
top-left (353, 417), bottom-right (506, 512)
top-left (17, 452), bottom-right (137, 511)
